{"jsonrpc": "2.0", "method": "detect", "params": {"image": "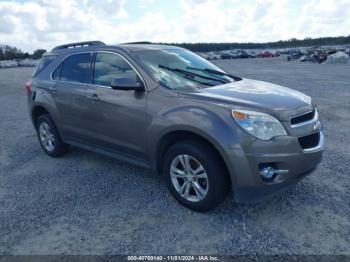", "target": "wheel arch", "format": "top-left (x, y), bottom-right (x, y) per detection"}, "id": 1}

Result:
top-left (31, 105), bottom-right (51, 127)
top-left (155, 129), bottom-right (233, 187)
